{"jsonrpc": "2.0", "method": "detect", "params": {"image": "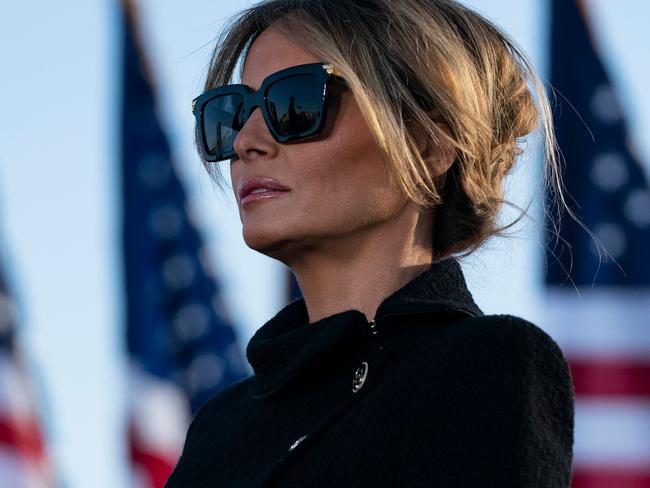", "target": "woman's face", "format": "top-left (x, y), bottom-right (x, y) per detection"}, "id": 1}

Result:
top-left (230, 24), bottom-right (412, 263)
